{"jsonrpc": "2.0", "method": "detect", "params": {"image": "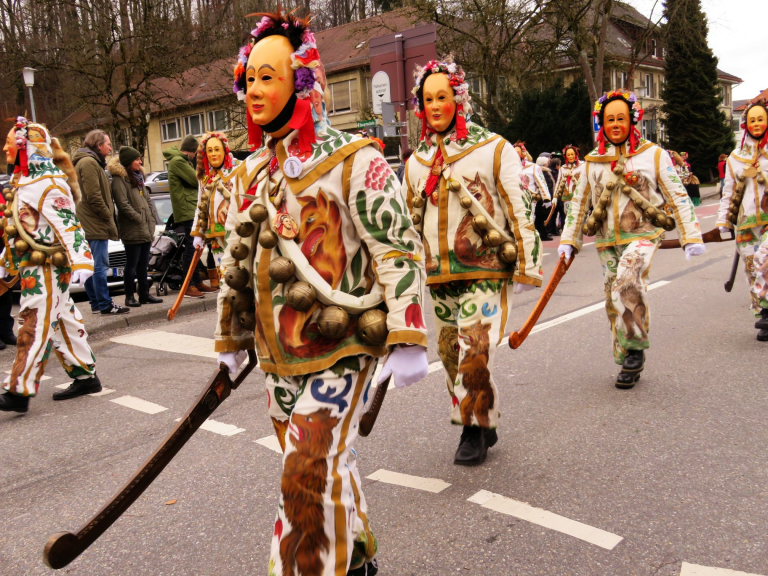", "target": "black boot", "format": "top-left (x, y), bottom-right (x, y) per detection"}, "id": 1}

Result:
top-left (758, 329), bottom-right (768, 342)
top-left (755, 309), bottom-right (768, 330)
top-left (0, 392), bottom-right (29, 413)
top-left (484, 428), bottom-right (498, 448)
top-left (139, 292), bottom-right (163, 304)
top-left (52, 375), bottom-right (102, 401)
top-left (616, 350), bottom-right (644, 389)
top-left (0, 339), bottom-right (5, 351)
top-left (347, 558), bottom-right (378, 576)
top-left (454, 426), bottom-right (488, 466)
top-left (0, 333), bottom-right (16, 346)
top-left (125, 294), bottom-right (141, 308)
